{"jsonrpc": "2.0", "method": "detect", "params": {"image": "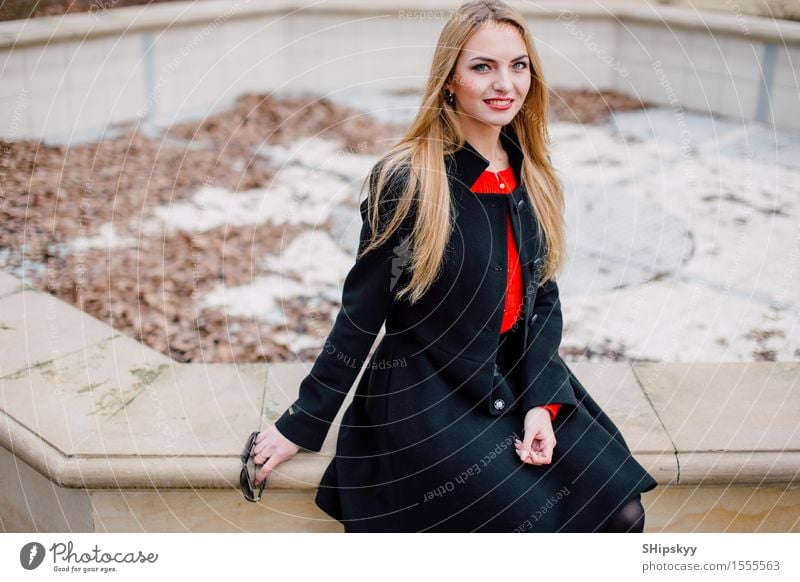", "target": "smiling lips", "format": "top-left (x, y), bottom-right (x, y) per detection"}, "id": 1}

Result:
top-left (484, 98), bottom-right (513, 110)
